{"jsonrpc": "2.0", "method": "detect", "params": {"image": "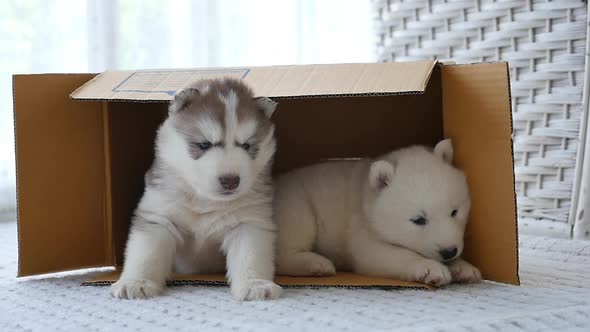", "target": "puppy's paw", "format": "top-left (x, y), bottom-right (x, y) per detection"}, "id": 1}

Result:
top-left (231, 279), bottom-right (282, 301)
top-left (414, 259), bottom-right (452, 287)
top-left (110, 279), bottom-right (163, 299)
top-left (448, 258), bottom-right (482, 283)
top-left (276, 252), bottom-right (337, 277)
top-left (307, 256), bottom-right (337, 276)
